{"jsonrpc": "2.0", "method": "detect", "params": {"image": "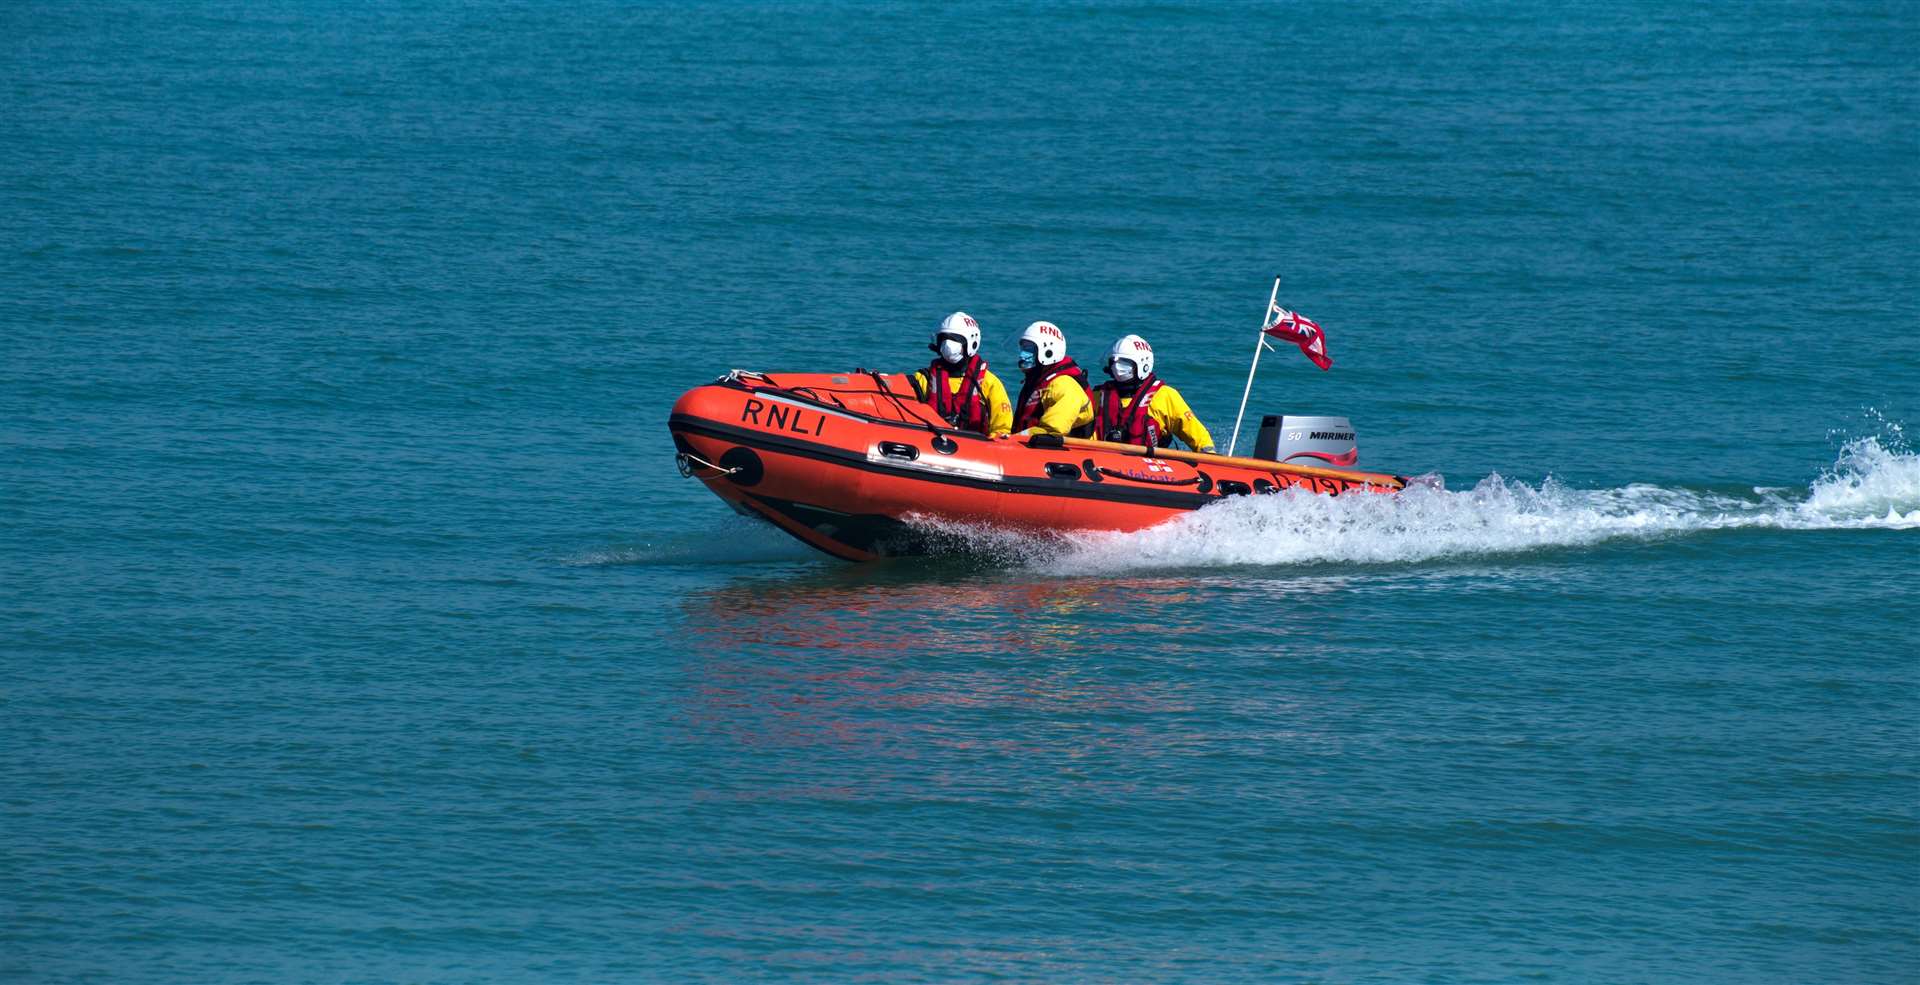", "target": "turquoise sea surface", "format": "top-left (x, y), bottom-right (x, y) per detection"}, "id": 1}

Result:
top-left (4, 2), bottom-right (1918, 982)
